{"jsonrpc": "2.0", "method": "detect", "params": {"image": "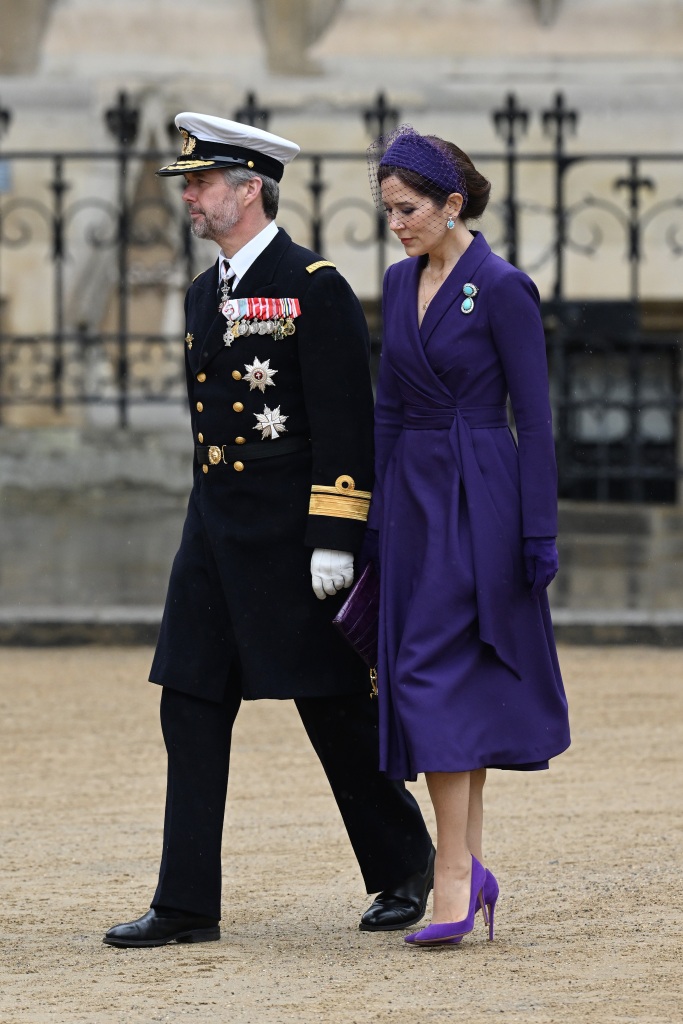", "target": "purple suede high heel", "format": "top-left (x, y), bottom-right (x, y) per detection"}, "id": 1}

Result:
top-left (445, 866), bottom-right (499, 943)
top-left (404, 855), bottom-right (487, 946)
